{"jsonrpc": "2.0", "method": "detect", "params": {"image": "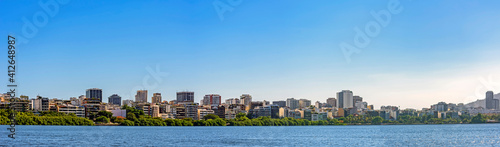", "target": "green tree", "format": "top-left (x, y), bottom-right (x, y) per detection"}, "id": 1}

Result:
top-left (98, 111), bottom-right (113, 118)
top-left (164, 119), bottom-right (176, 126)
top-left (236, 113), bottom-right (246, 118)
top-left (371, 116), bottom-right (383, 125)
top-left (126, 112), bottom-right (138, 122)
top-left (121, 120), bottom-right (135, 126)
top-left (0, 116), bottom-right (10, 125)
top-left (471, 114), bottom-right (486, 123)
top-left (182, 119), bottom-right (193, 126)
top-left (214, 118), bottom-right (227, 126)
top-left (96, 116), bottom-right (110, 123)
top-left (236, 113), bottom-right (249, 121)
top-left (203, 114), bottom-right (219, 120)
top-left (68, 113), bottom-right (77, 117)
